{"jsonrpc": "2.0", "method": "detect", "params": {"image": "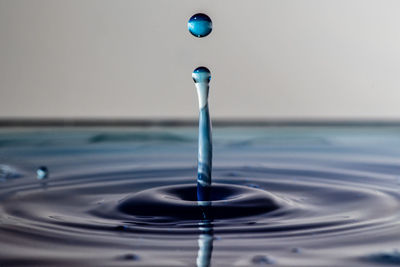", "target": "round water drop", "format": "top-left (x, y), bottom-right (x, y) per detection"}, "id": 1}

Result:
top-left (36, 166), bottom-right (49, 180)
top-left (188, 13), bottom-right (212, 38)
top-left (192, 66), bottom-right (211, 84)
